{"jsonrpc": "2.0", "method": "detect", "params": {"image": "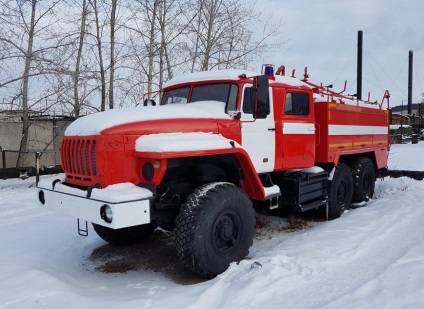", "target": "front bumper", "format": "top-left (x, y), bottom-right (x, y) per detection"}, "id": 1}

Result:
top-left (37, 176), bottom-right (152, 229)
